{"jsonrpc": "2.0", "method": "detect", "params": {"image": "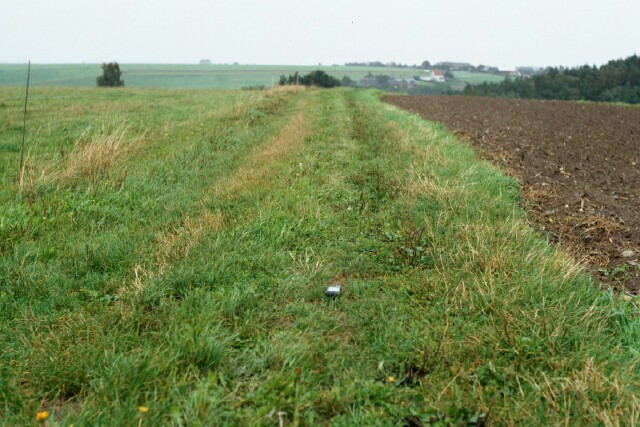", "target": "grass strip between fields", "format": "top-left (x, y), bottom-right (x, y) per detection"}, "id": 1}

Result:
top-left (1, 87), bottom-right (640, 426)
